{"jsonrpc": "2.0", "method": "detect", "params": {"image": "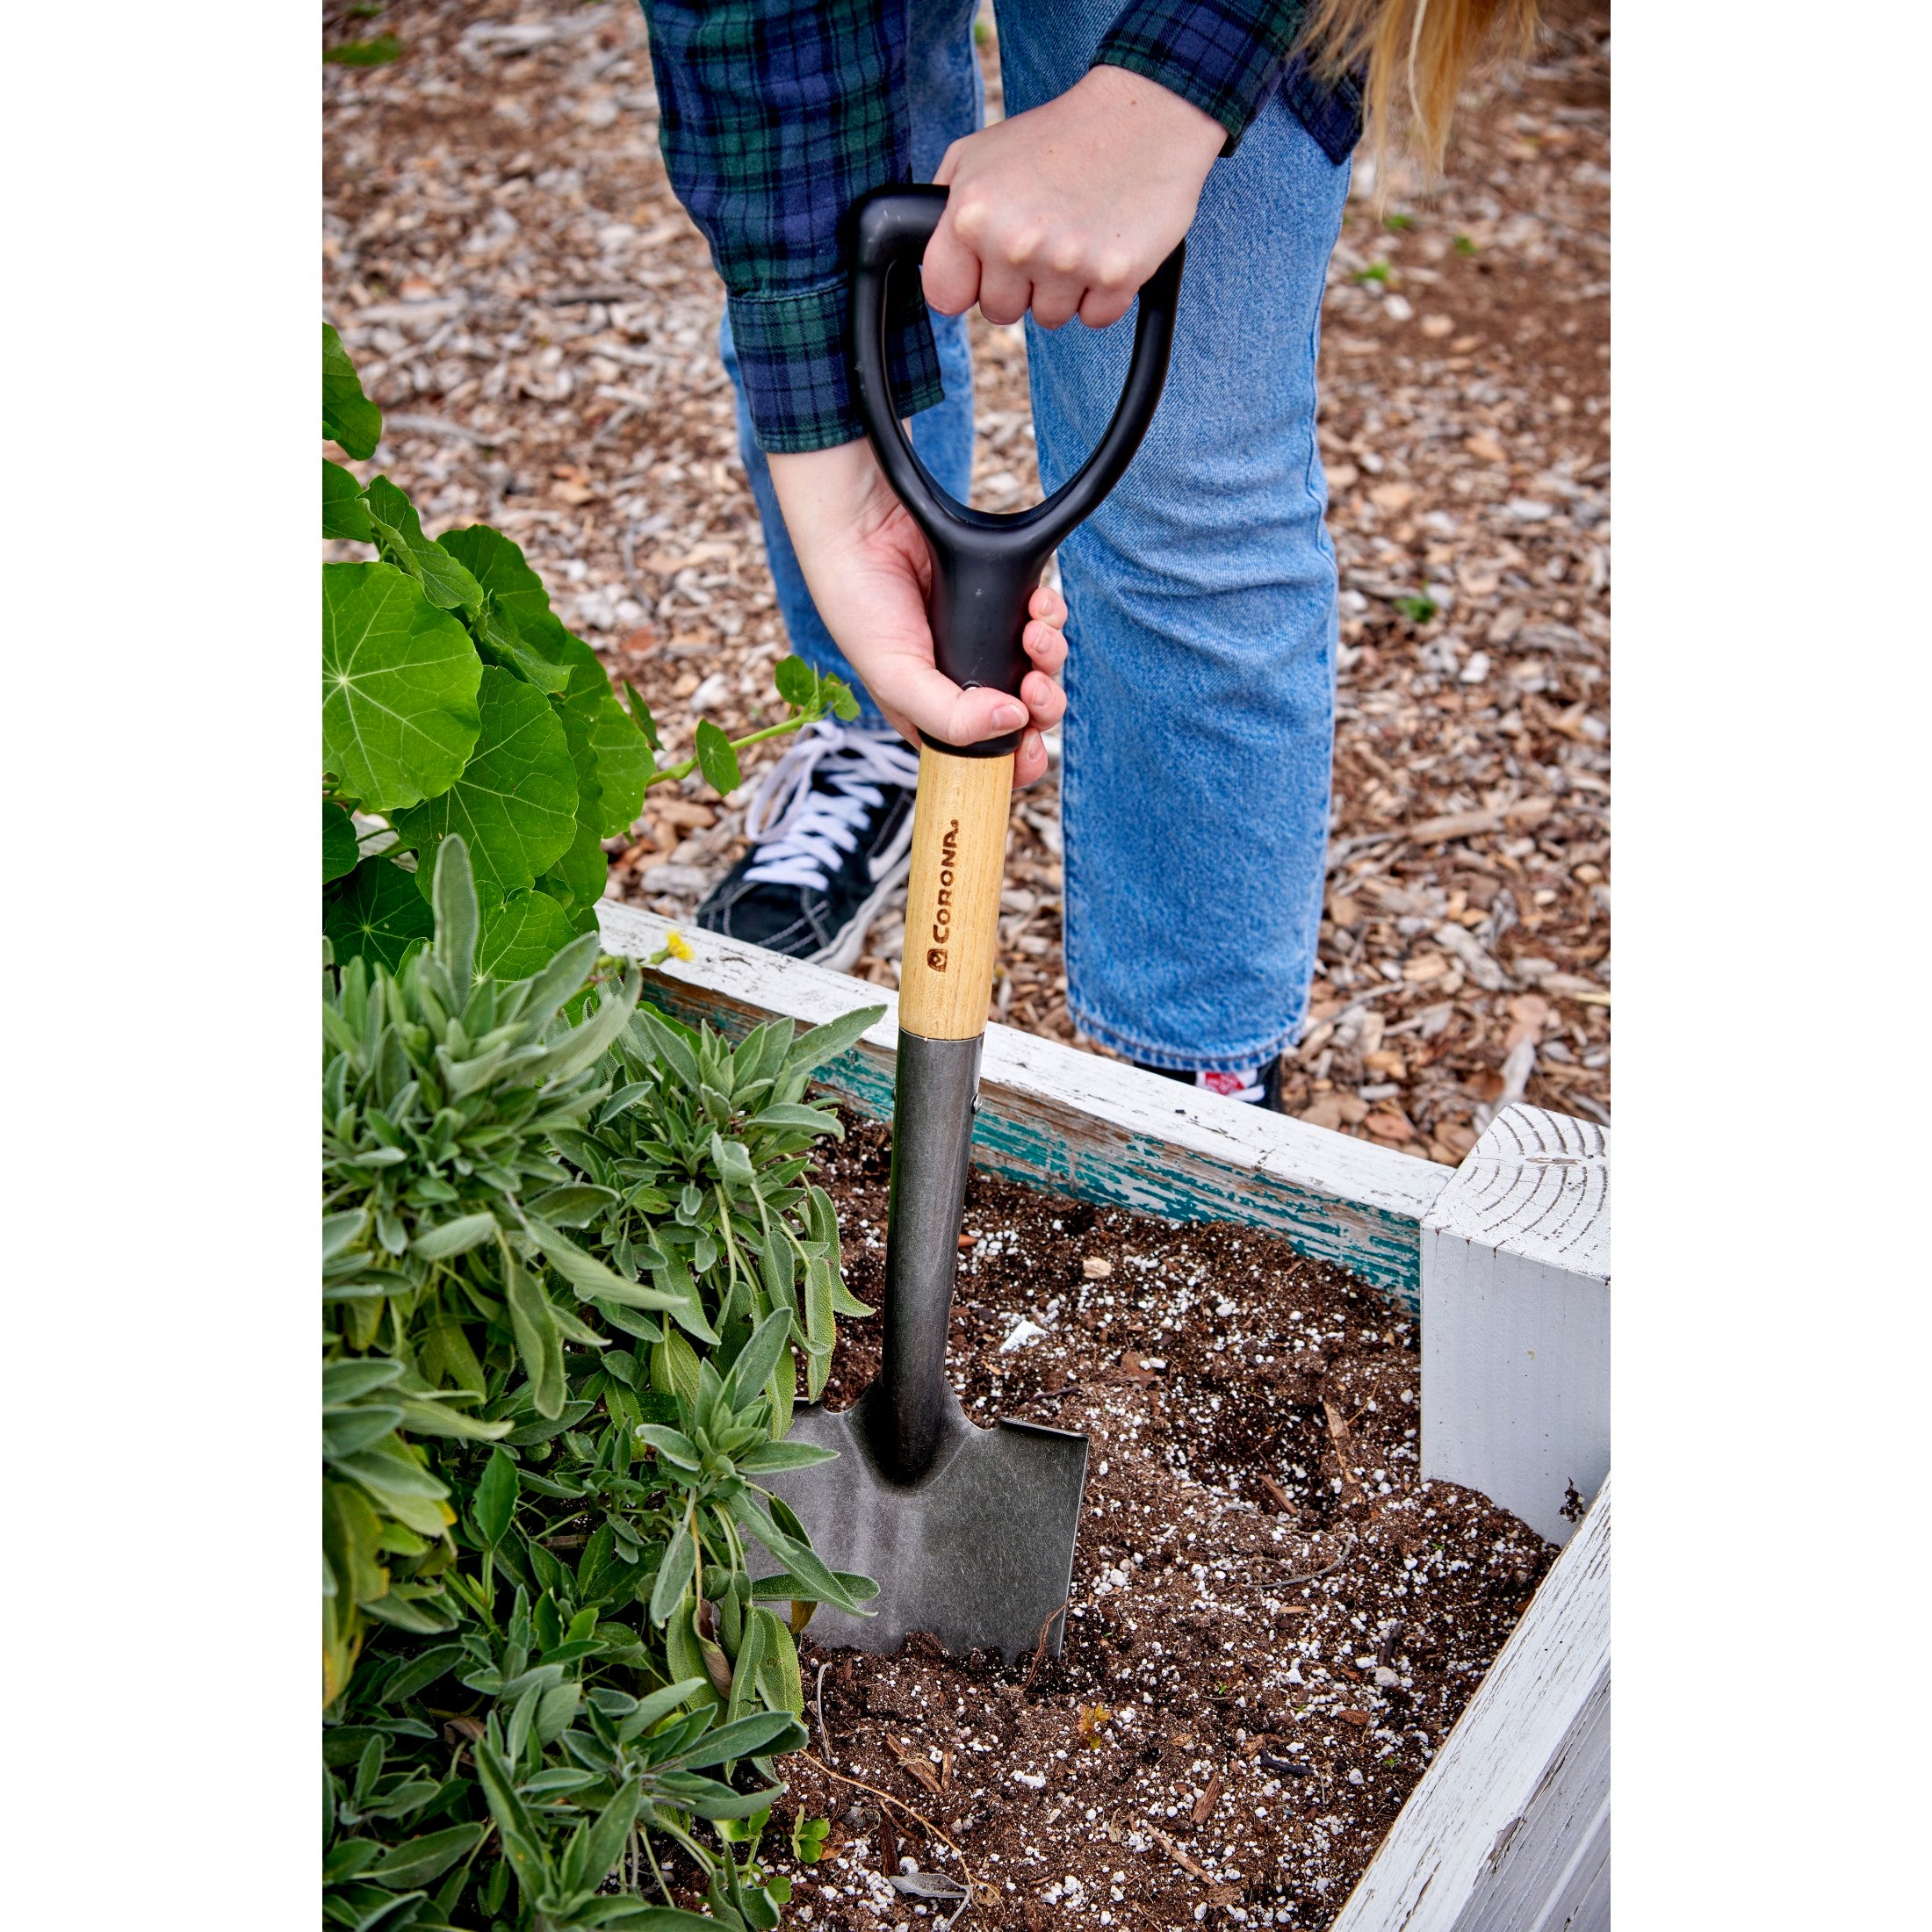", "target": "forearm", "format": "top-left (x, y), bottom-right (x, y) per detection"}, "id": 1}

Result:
top-left (636, 0), bottom-right (941, 452)
top-left (1093, 1), bottom-right (1313, 155)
